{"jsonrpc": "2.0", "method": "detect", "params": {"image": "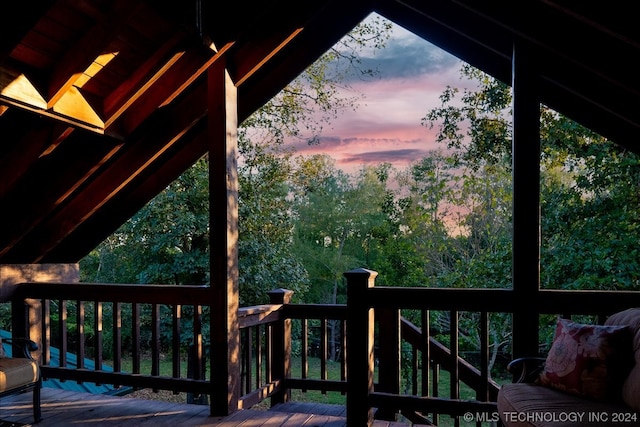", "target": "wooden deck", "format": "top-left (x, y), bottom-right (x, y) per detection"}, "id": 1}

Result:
top-left (0, 388), bottom-right (420, 426)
